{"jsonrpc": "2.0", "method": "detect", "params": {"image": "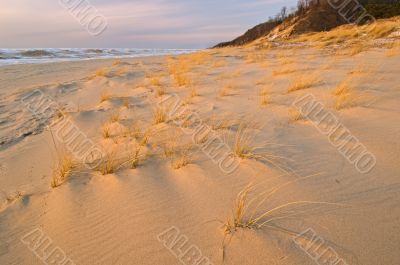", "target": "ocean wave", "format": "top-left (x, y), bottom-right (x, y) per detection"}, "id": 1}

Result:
top-left (19, 50), bottom-right (54, 57)
top-left (0, 48), bottom-right (196, 66)
top-left (85, 49), bottom-right (104, 54)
